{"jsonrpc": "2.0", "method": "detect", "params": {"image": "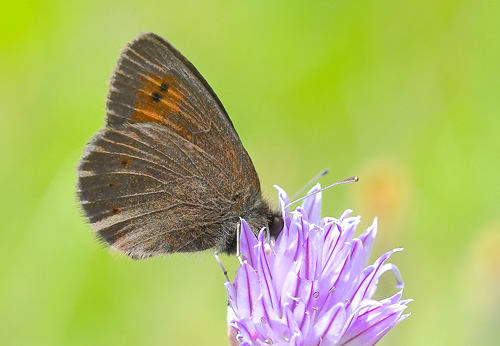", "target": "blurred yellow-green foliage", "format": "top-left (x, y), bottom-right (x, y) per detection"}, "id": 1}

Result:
top-left (1, 1), bottom-right (499, 345)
